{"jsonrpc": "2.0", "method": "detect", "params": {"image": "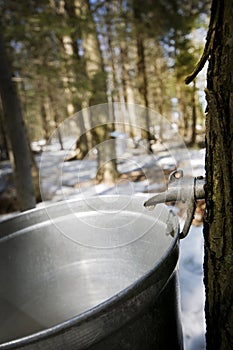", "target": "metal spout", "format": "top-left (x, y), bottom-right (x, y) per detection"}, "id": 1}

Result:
top-left (144, 188), bottom-right (184, 208)
top-left (144, 170), bottom-right (206, 238)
